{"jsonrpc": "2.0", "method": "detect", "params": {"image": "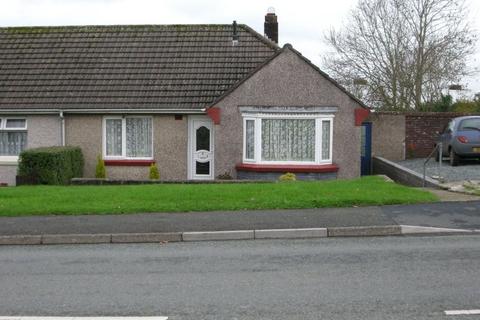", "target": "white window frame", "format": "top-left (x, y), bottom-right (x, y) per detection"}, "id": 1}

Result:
top-left (102, 116), bottom-right (154, 160)
top-left (0, 117), bottom-right (27, 163)
top-left (243, 117), bottom-right (257, 162)
top-left (242, 113), bottom-right (334, 165)
top-left (0, 118), bottom-right (28, 130)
